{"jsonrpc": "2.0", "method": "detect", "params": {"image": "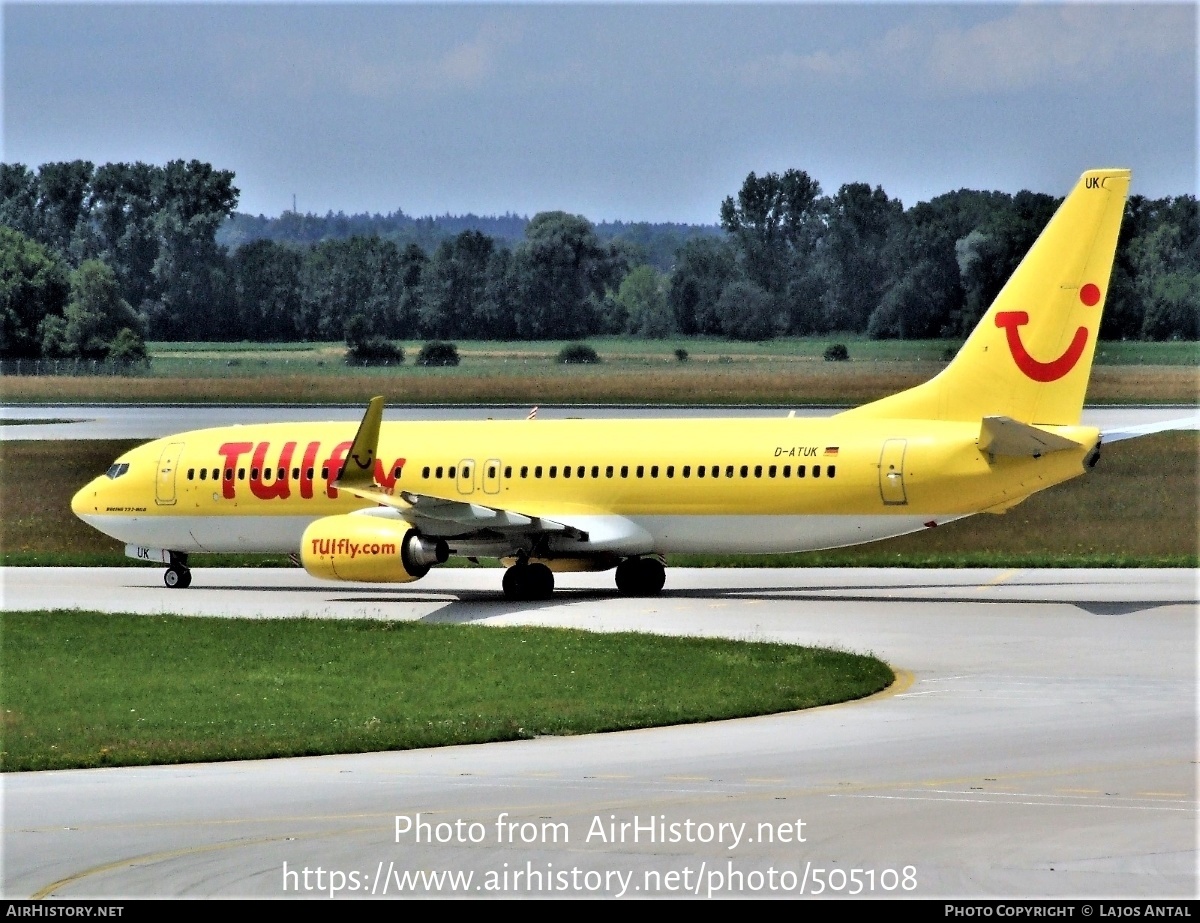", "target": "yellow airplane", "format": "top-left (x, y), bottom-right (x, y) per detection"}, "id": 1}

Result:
top-left (71, 168), bottom-right (1180, 599)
